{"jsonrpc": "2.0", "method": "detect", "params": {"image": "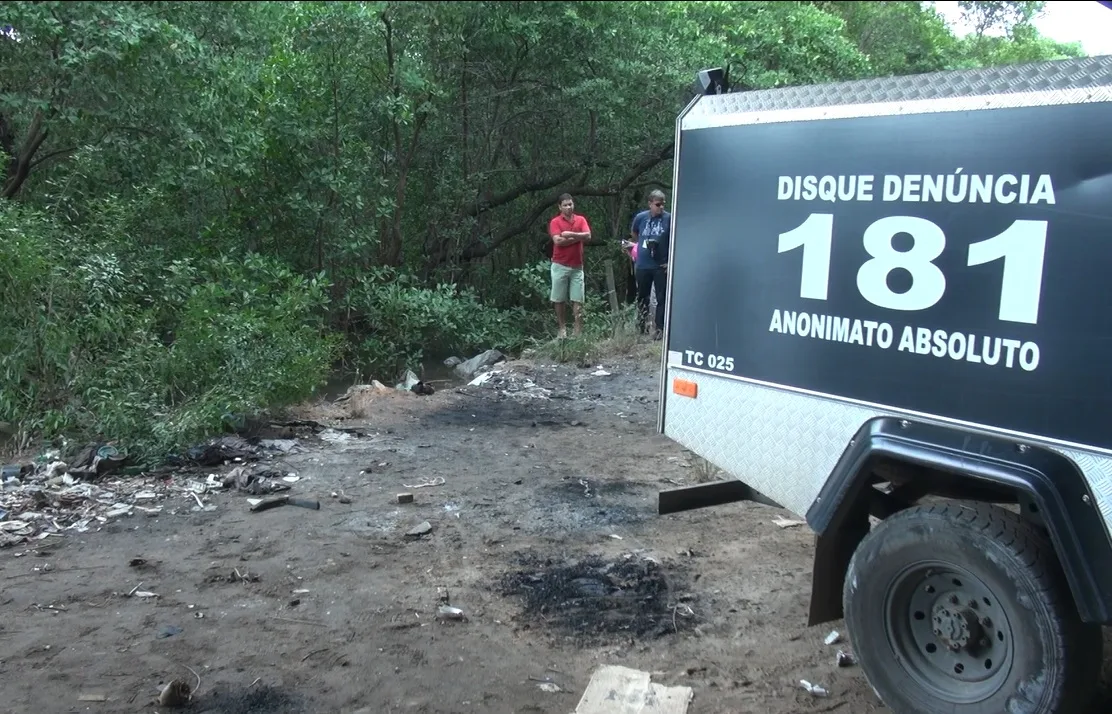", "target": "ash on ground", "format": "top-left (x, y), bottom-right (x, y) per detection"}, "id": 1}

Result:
top-left (193, 683), bottom-right (306, 714)
top-left (498, 552), bottom-right (697, 642)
